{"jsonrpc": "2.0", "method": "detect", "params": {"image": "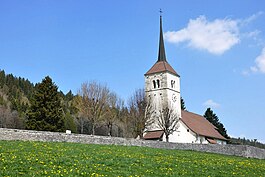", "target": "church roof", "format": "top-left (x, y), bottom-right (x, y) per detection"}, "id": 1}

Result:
top-left (181, 110), bottom-right (227, 141)
top-left (206, 138), bottom-right (217, 144)
top-left (143, 130), bottom-right (164, 140)
top-left (145, 15), bottom-right (179, 77)
top-left (145, 61), bottom-right (179, 76)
